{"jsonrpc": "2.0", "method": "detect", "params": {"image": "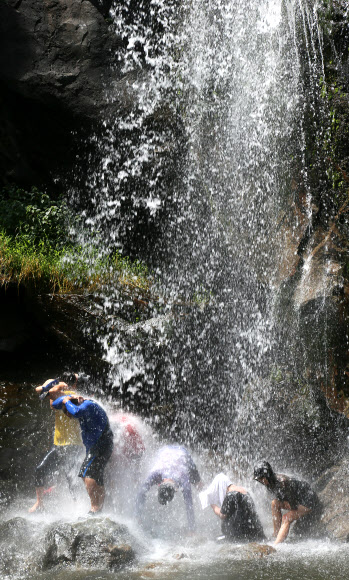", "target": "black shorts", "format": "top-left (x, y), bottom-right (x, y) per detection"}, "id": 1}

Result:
top-left (79, 428), bottom-right (113, 486)
top-left (35, 445), bottom-right (82, 488)
top-left (221, 492), bottom-right (266, 542)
